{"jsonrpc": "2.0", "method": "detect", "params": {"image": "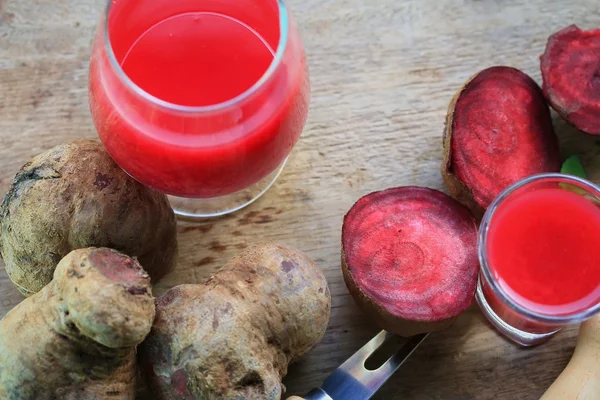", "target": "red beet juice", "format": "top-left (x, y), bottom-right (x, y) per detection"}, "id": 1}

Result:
top-left (483, 186), bottom-right (600, 332)
top-left (89, 0), bottom-right (309, 198)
